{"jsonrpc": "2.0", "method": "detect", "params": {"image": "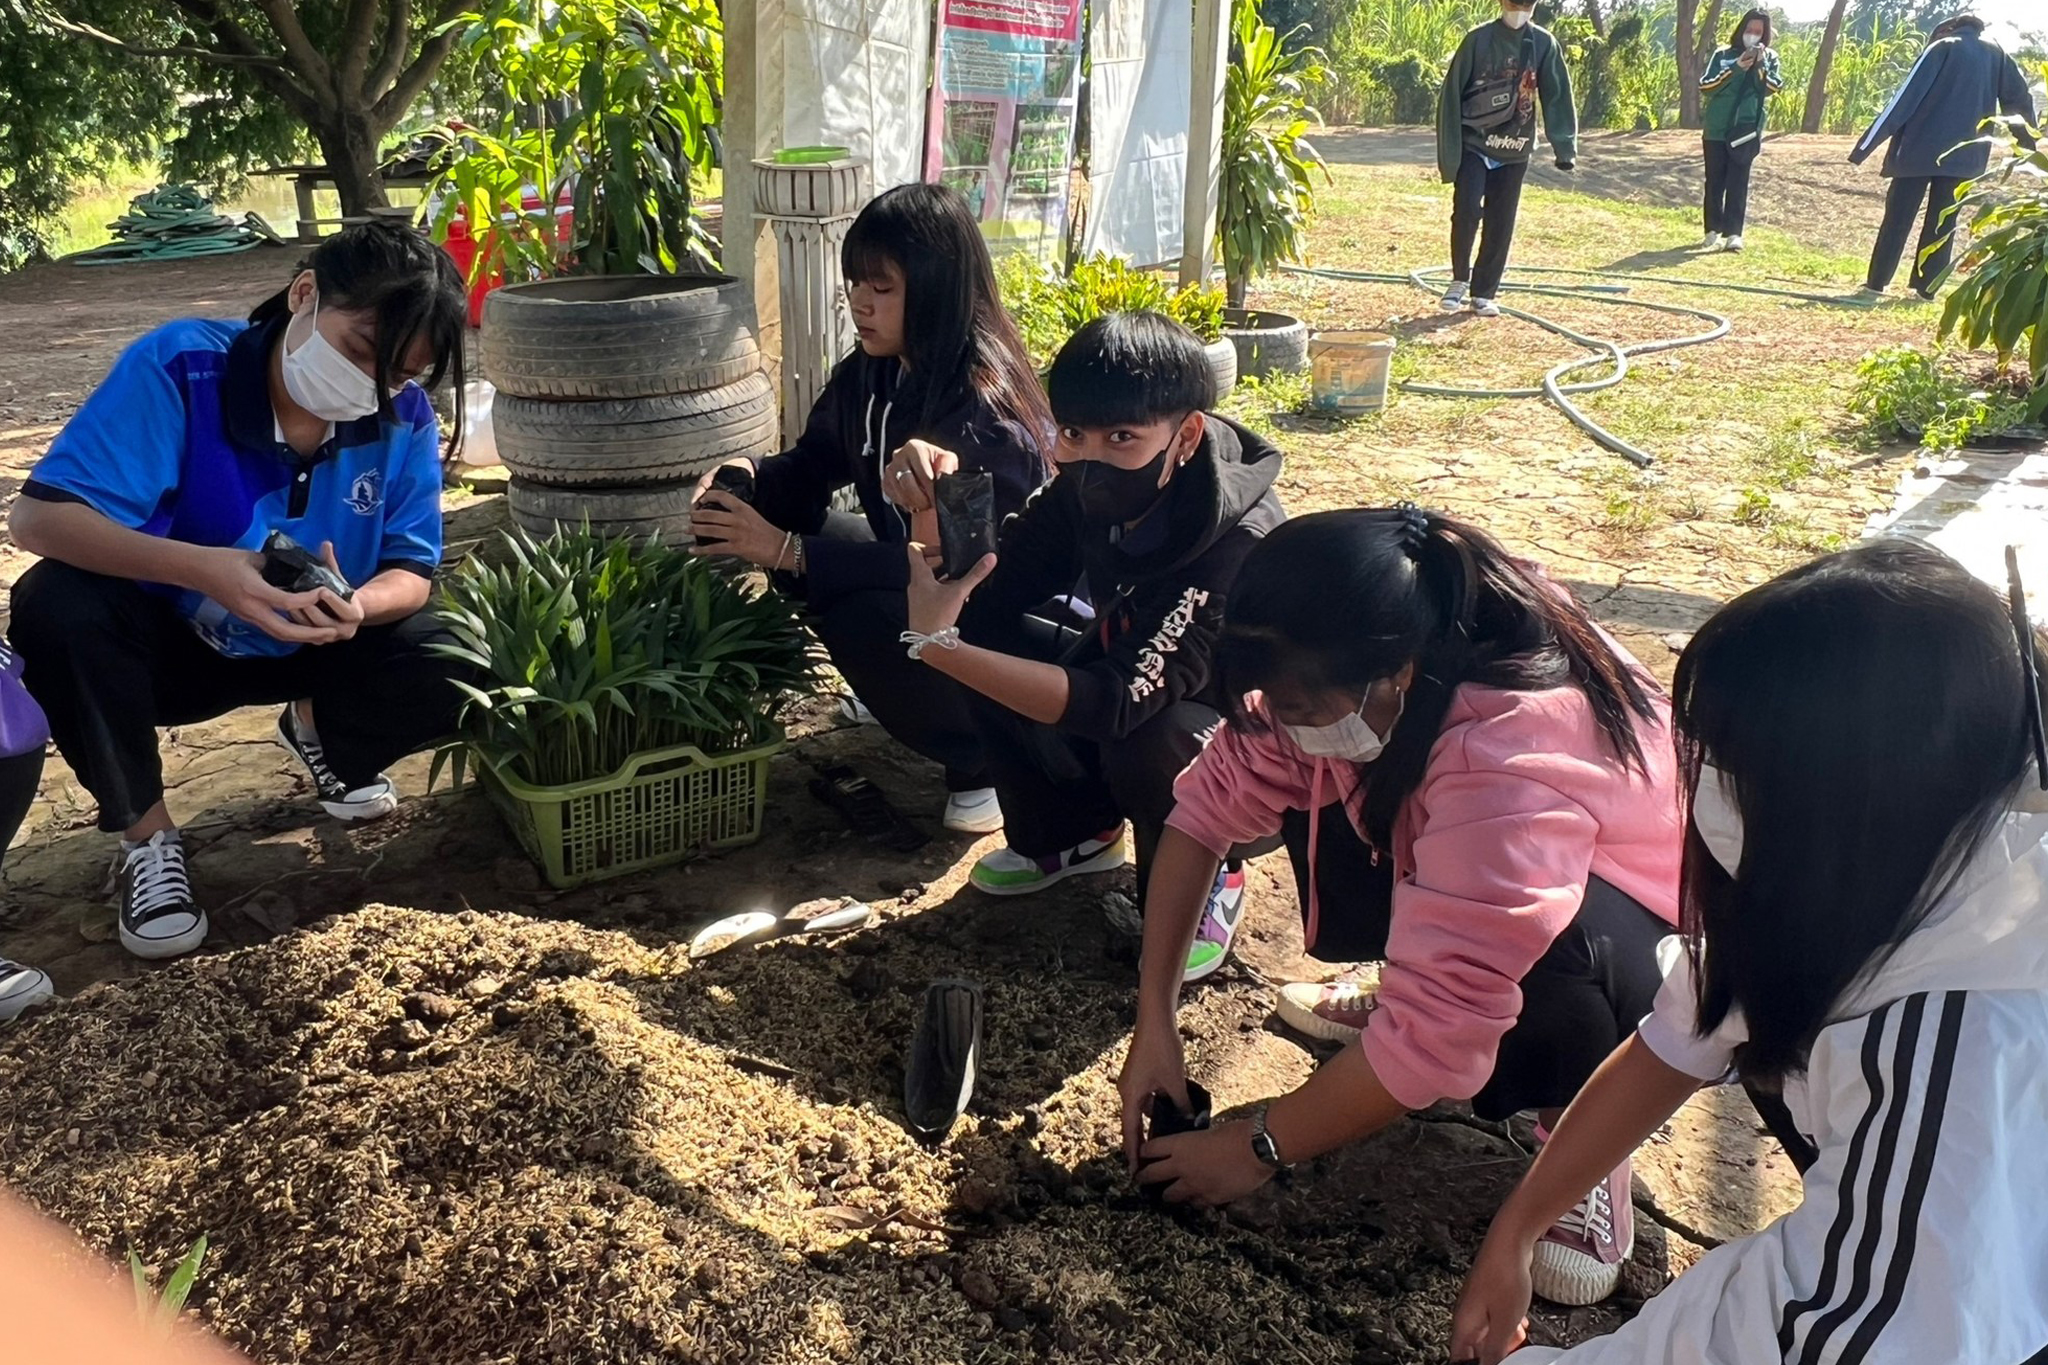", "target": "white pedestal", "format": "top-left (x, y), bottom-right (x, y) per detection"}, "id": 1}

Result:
top-left (754, 157), bottom-right (872, 444)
